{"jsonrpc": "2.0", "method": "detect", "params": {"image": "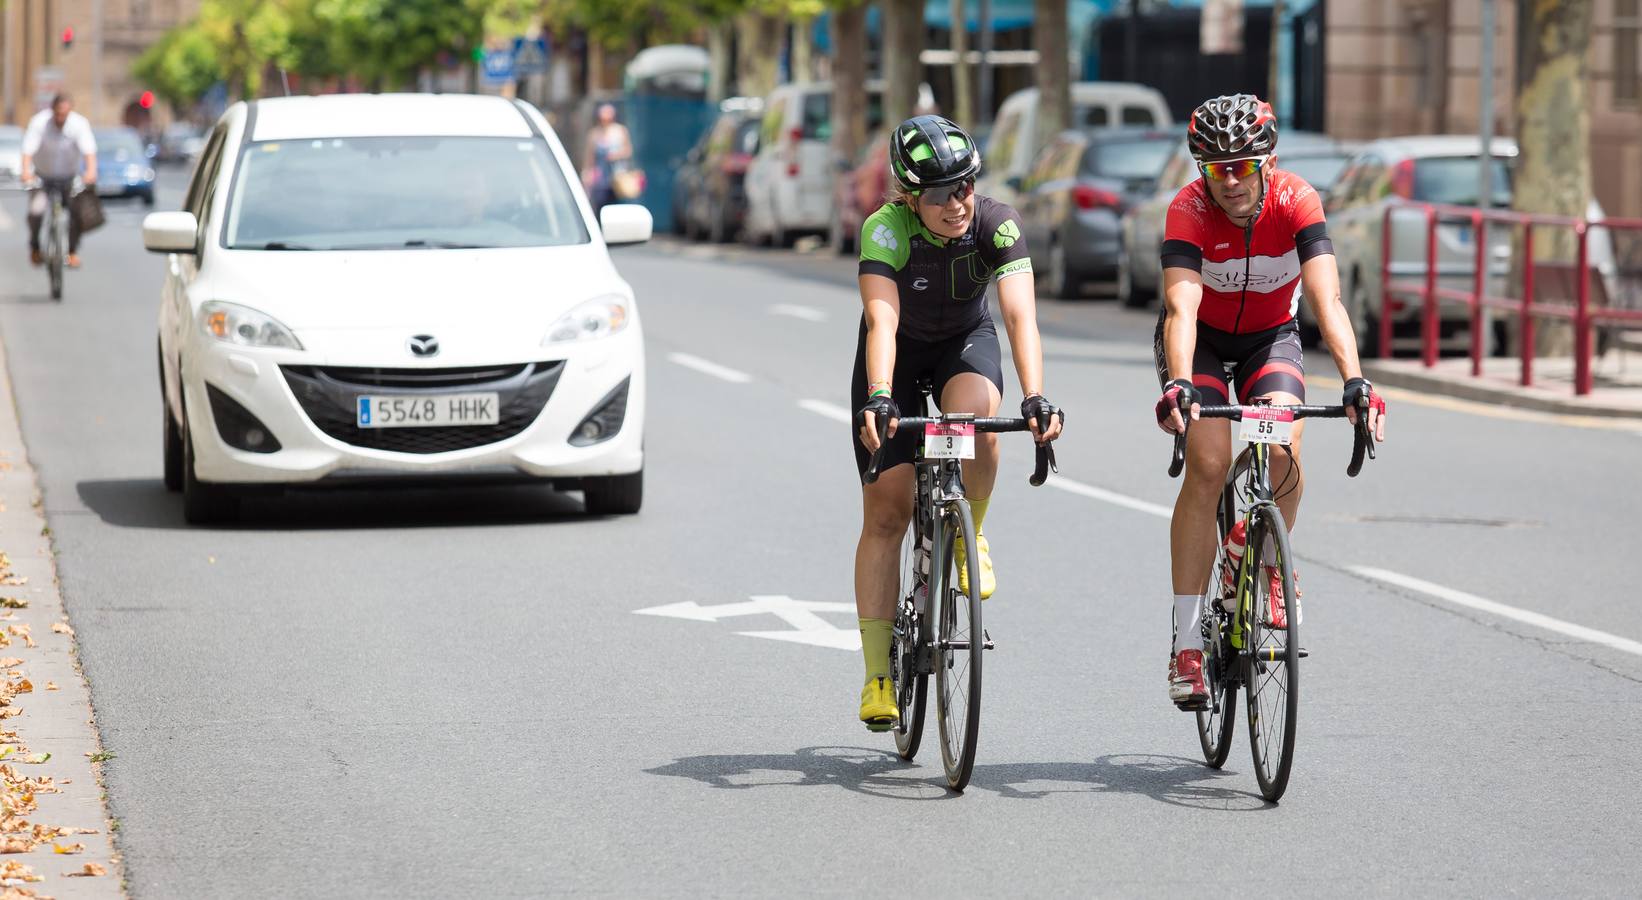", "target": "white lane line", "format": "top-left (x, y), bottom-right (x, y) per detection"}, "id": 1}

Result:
top-left (798, 399), bottom-right (853, 423)
top-left (1044, 474), bottom-right (1172, 519)
top-left (667, 352), bottom-right (752, 384)
top-left (1349, 566), bottom-right (1642, 658)
top-left (770, 303), bottom-right (829, 322)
